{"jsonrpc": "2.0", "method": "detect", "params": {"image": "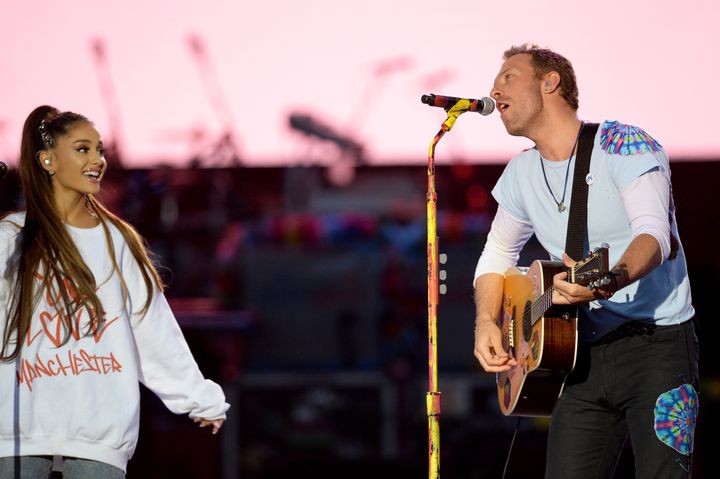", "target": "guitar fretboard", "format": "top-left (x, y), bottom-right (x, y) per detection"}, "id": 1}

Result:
top-left (527, 262), bottom-right (583, 326)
